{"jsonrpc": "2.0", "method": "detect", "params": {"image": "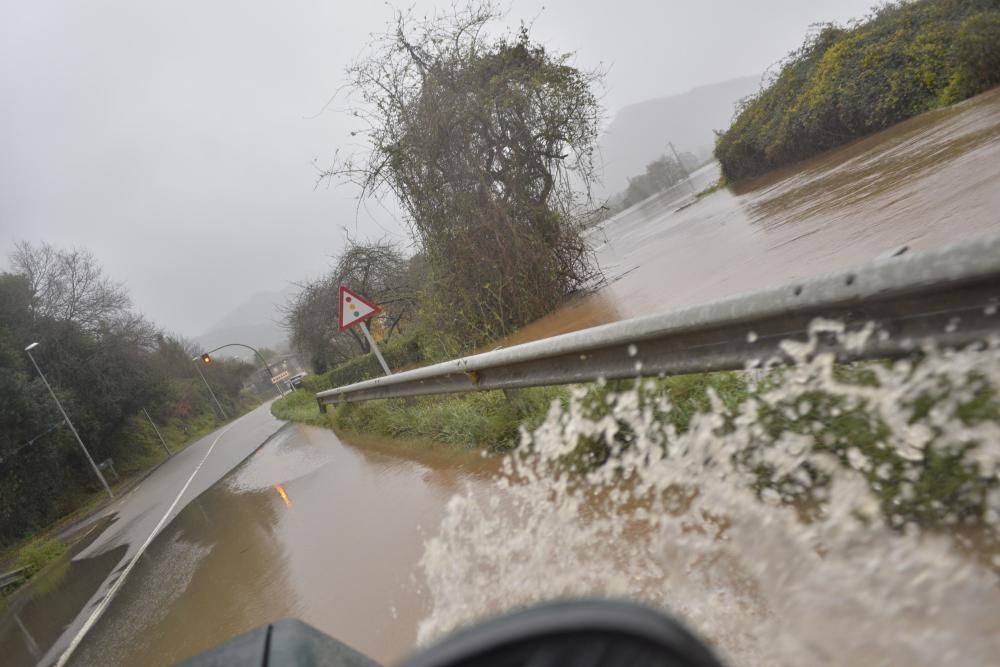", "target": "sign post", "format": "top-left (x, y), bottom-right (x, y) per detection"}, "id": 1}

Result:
top-left (339, 286), bottom-right (391, 376)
